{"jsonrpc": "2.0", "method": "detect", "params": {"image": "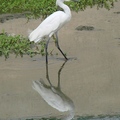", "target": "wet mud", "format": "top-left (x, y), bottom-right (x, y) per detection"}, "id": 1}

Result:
top-left (0, 2), bottom-right (120, 120)
top-left (0, 13), bottom-right (27, 23)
